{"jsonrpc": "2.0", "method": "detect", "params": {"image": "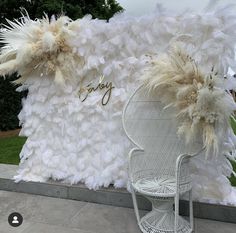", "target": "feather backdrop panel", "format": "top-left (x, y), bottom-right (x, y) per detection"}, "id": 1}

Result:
top-left (1, 3), bottom-right (236, 204)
